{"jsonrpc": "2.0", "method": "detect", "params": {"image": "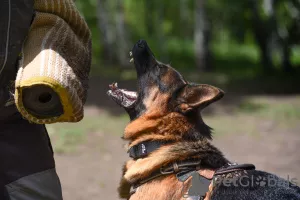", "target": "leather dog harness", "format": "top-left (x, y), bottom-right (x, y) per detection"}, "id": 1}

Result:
top-left (128, 141), bottom-right (256, 199)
